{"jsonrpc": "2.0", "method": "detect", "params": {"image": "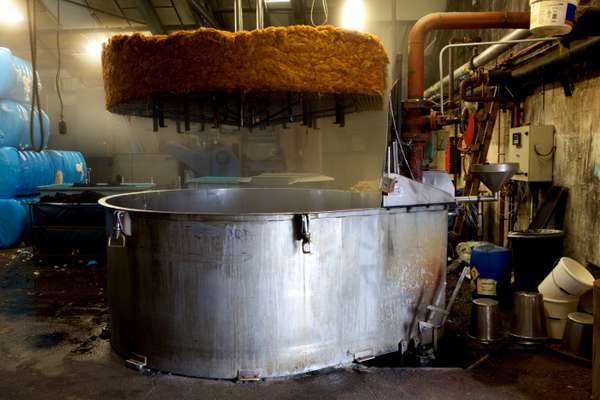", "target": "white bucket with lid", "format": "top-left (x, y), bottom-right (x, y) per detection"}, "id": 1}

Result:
top-left (529, 0), bottom-right (578, 36)
top-left (538, 257), bottom-right (593, 298)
